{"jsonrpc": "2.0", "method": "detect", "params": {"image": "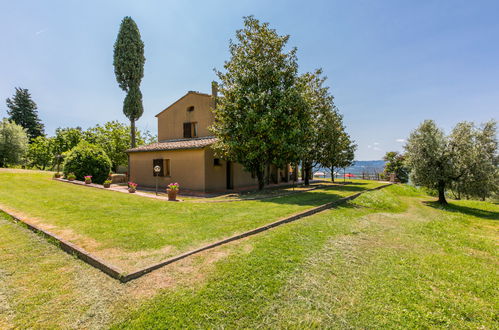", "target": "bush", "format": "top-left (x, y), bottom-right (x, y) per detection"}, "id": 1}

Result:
top-left (63, 141), bottom-right (112, 184)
